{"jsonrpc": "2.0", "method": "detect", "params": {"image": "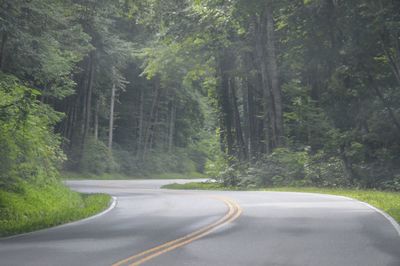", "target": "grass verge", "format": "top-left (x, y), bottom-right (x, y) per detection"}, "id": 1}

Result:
top-left (162, 182), bottom-right (400, 223)
top-left (0, 181), bottom-right (111, 237)
top-left (62, 171), bottom-right (206, 180)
